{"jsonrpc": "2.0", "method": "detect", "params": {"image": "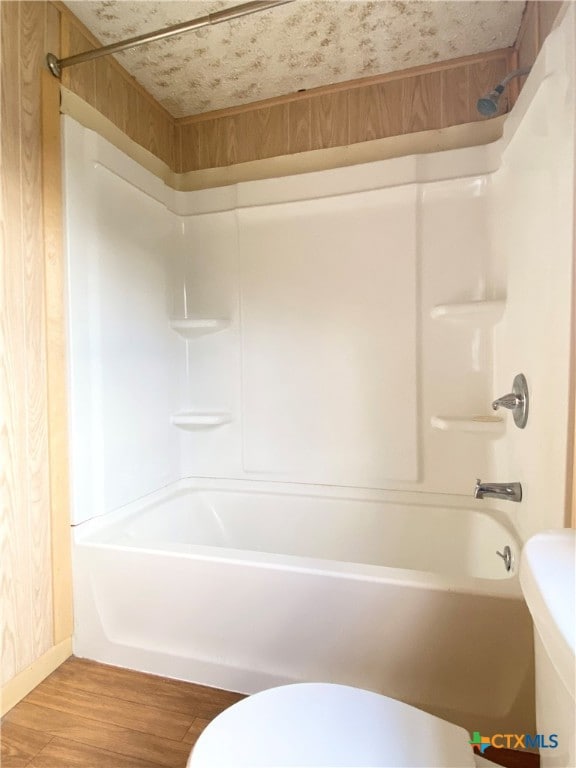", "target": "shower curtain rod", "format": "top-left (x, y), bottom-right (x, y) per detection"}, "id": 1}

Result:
top-left (47, 0), bottom-right (295, 78)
